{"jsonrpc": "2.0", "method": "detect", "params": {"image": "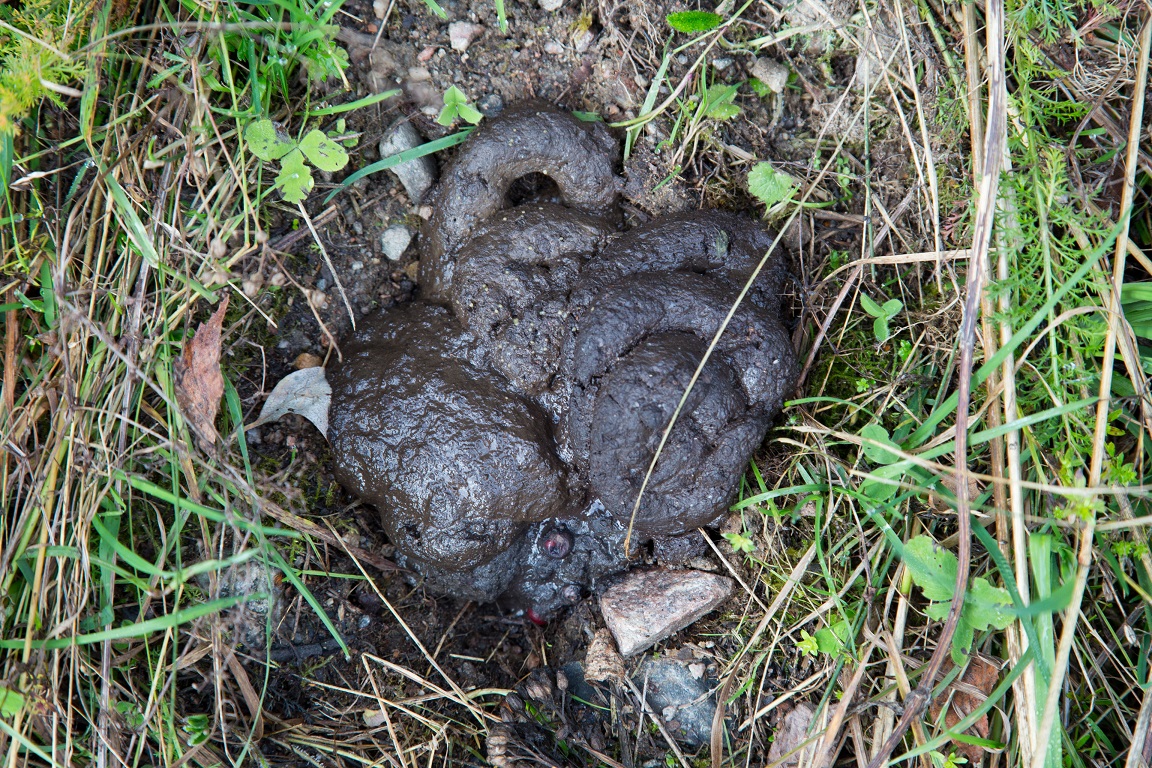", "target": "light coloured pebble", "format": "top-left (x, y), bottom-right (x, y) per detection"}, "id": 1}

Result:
top-left (600, 569), bottom-right (734, 657)
top-left (379, 121), bottom-right (437, 202)
top-left (712, 57), bottom-right (732, 71)
top-left (380, 225), bottom-right (413, 261)
top-left (751, 57), bottom-right (789, 94)
top-left (538, 0), bottom-right (563, 10)
top-left (573, 29), bottom-right (595, 53)
top-left (448, 21), bottom-right (484, 53)
top-left (407, 66), bottom-right (432, 82)
top-left (544, 40), bottom-right (564, 55)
